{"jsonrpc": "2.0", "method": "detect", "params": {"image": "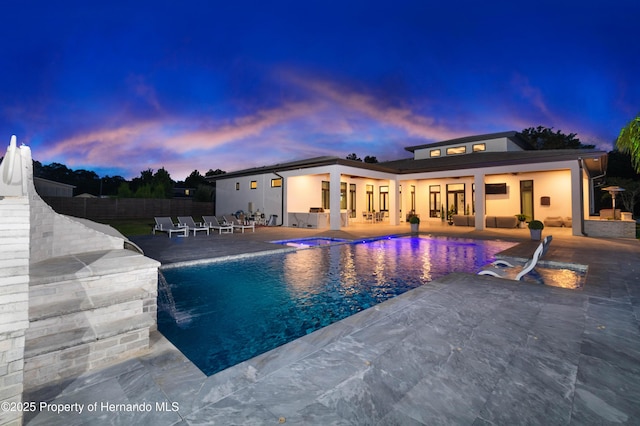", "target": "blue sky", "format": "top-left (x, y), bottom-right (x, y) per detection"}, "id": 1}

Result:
top-left (2, 1), bottom-right (638, 180)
